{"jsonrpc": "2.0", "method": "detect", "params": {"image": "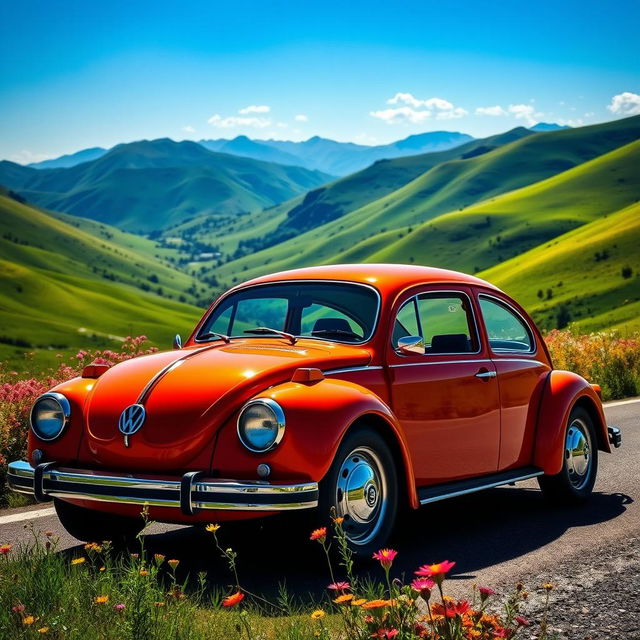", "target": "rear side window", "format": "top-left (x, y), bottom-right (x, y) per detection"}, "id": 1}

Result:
top-left (479, 296), bottom-right (534, 352)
